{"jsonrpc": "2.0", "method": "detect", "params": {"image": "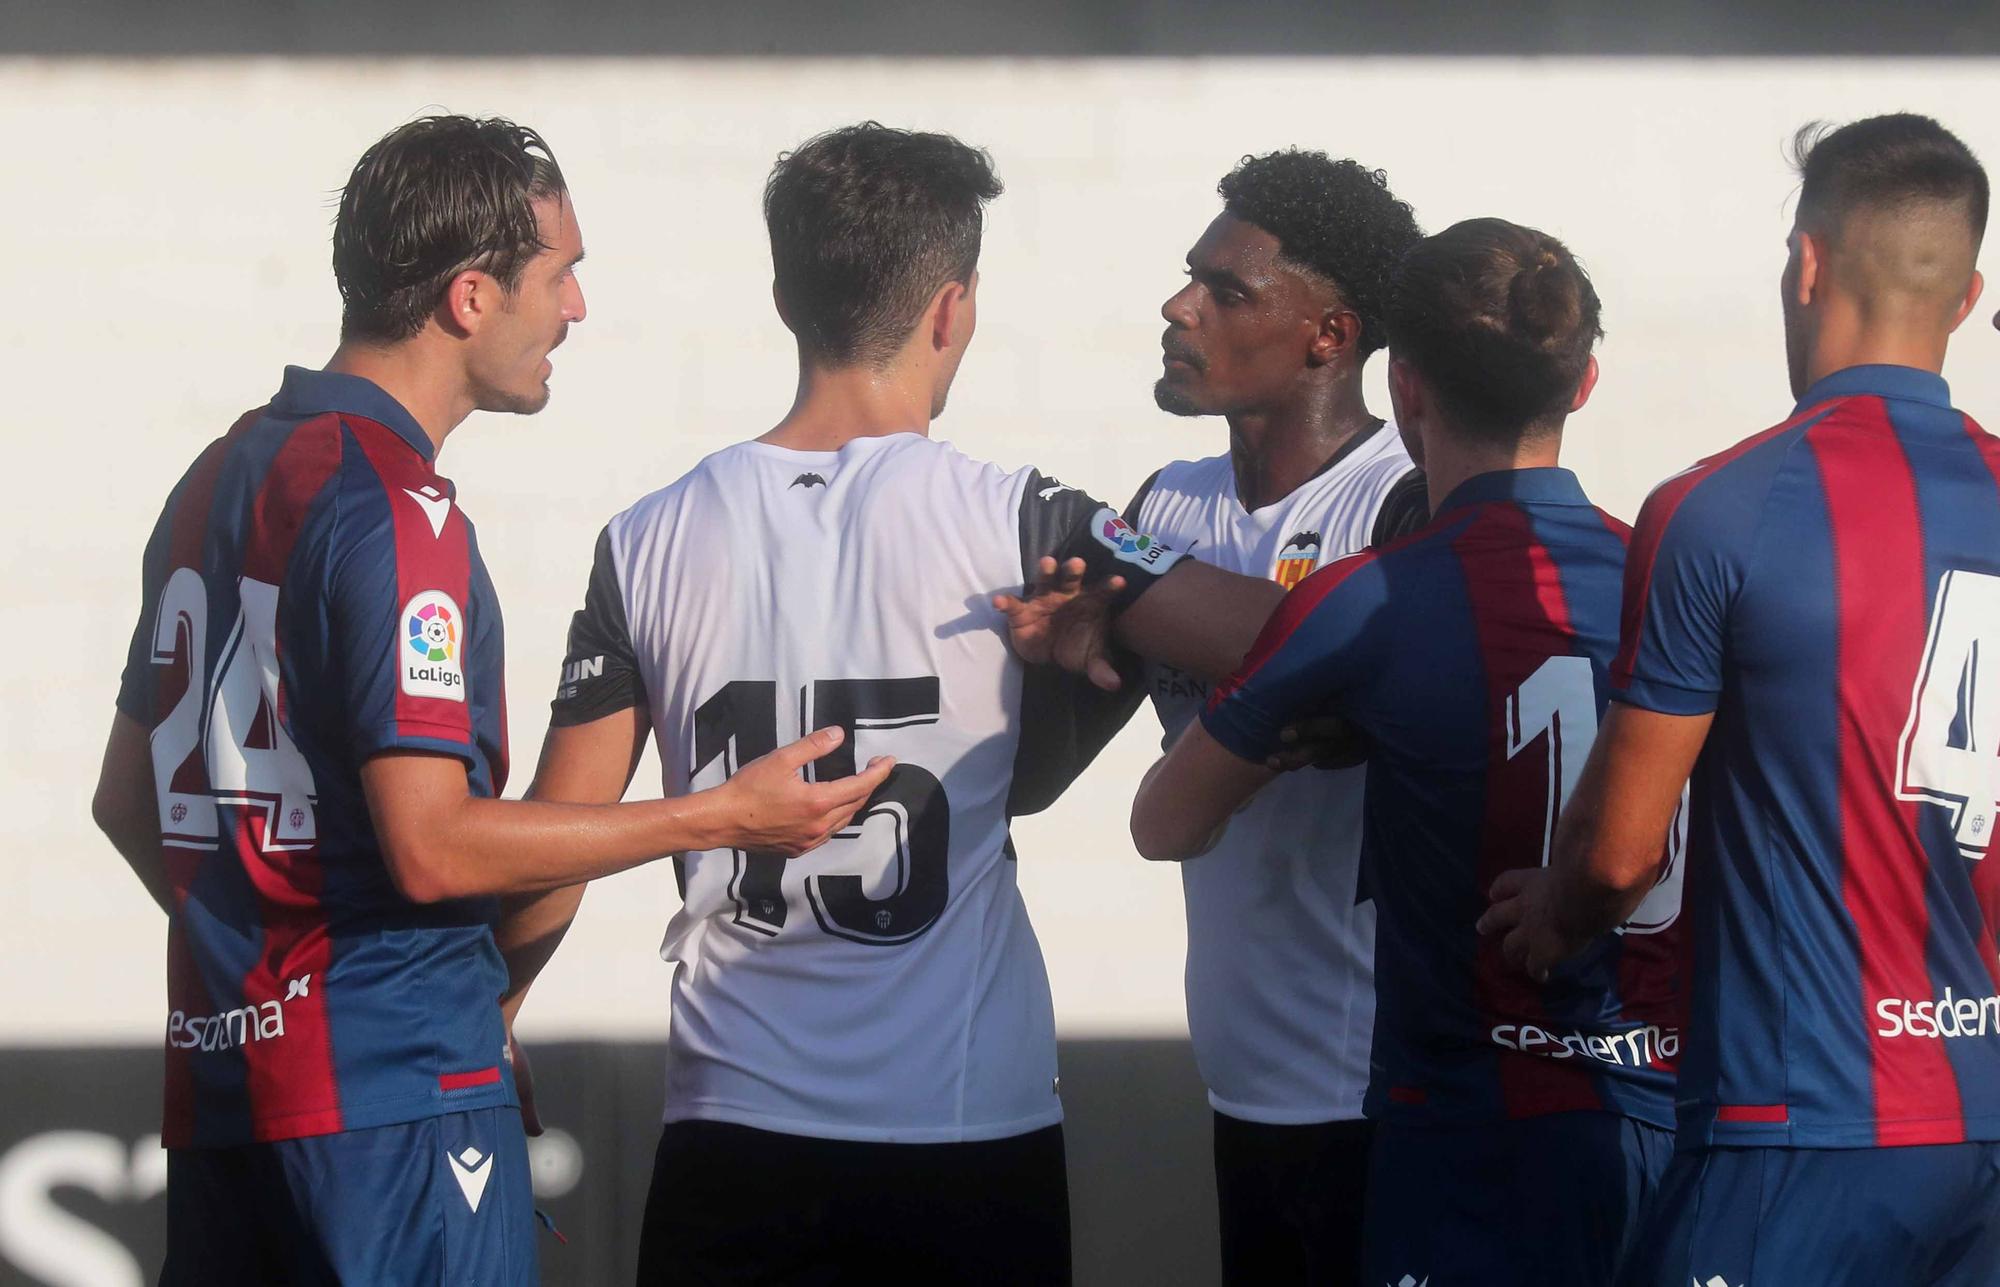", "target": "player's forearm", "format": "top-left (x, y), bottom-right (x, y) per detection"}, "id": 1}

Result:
top-left (497, 884), bottom-right (588, 1024)
top-left (94, 805), bottom-right (175, 915)
top-left (385, 791), bottom-right (733, 903)
top-left (1546, 776), bottom-right (1667, 947)
top-left (1131, 757), bottom-right (1227, 861)
top-left (1116, 562), bottom-right (1285, 681)
top-left (1131, 730), bottom-right (1272, 862)
top-left (1545, 703), bottom-right (1710, 947)
top-left (92, 715), bottom-right (173, 915)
